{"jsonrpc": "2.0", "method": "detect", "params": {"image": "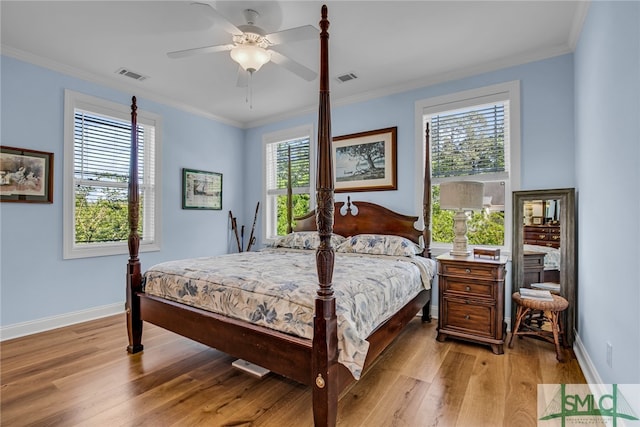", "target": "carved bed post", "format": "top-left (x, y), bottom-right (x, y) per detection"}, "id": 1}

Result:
top-left (312, 5), bottom-right (338, 427)
top-left (126, 96), bottom-right (143, 354)
top-left (286, 146), bottom-right (293, 234)
top-left (423, 123), bottom-right (432, 259)
top-left (422, 123), bottom-right (433, 322)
